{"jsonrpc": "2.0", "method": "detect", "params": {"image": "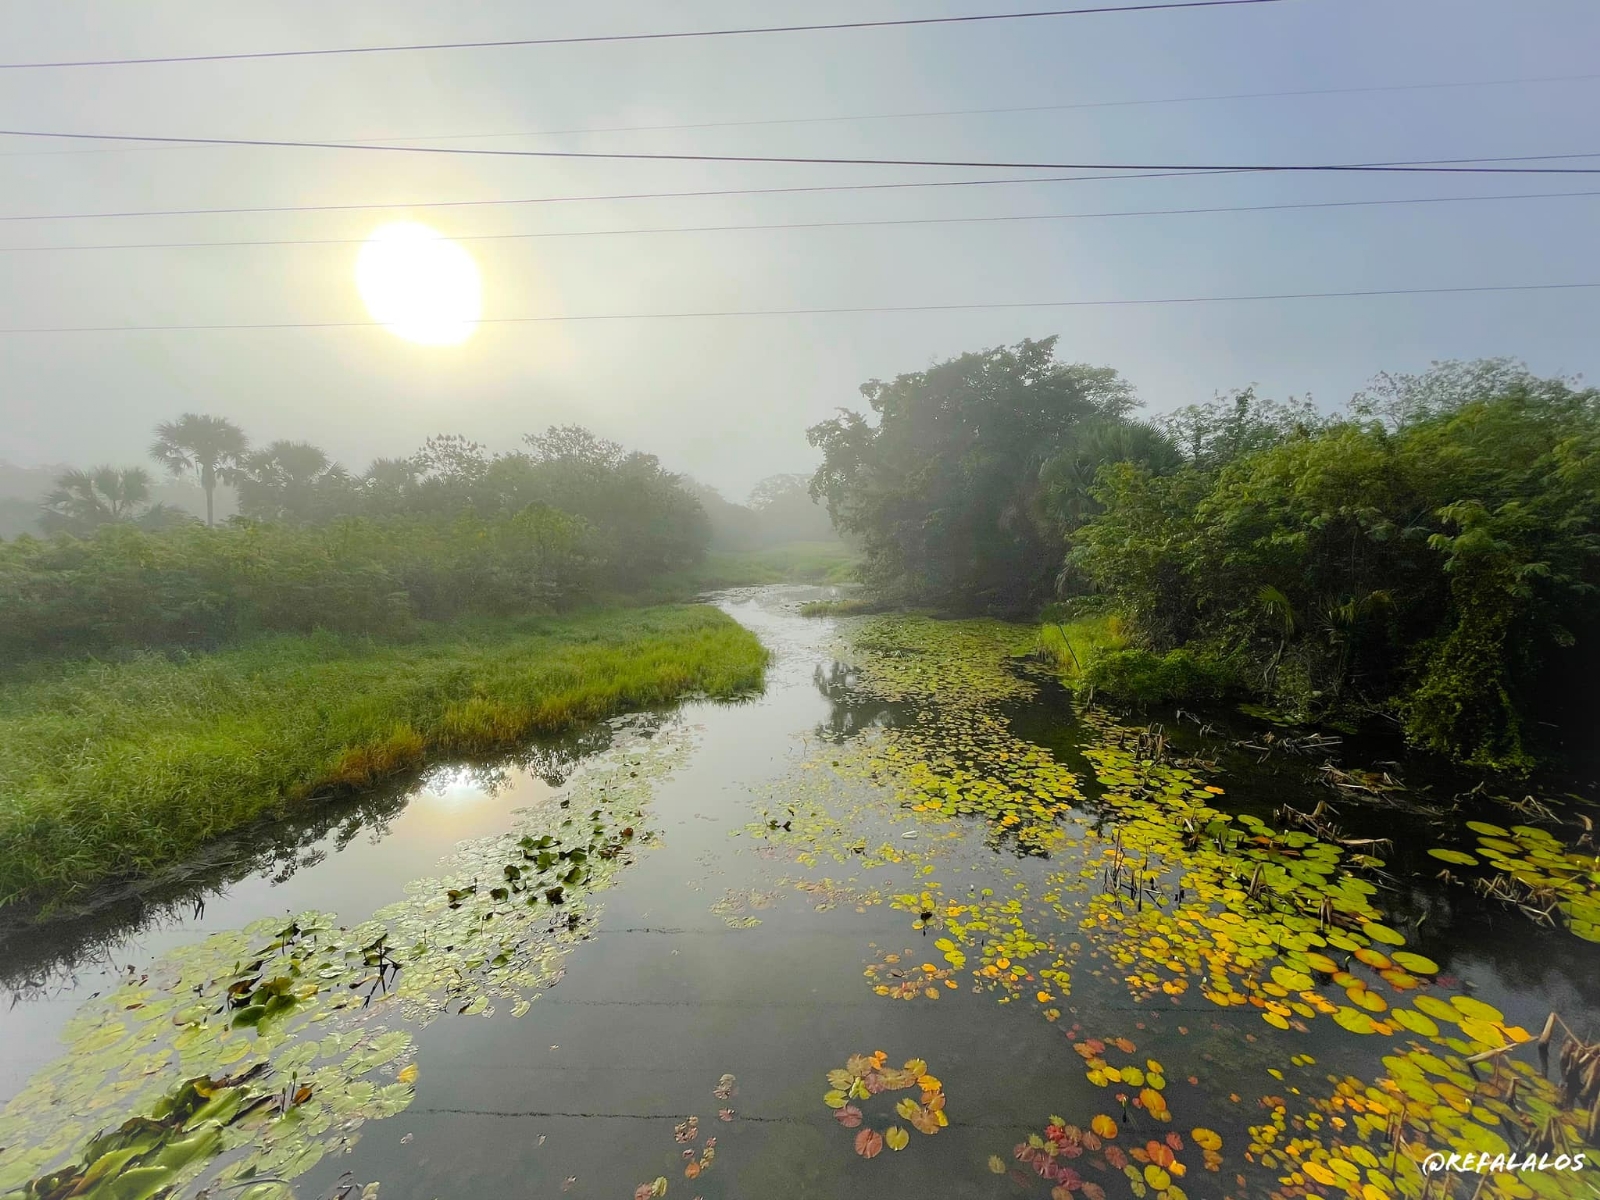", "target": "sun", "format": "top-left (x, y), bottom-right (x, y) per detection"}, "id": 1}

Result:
top-left (355, 221), bottom-right (482, 345)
